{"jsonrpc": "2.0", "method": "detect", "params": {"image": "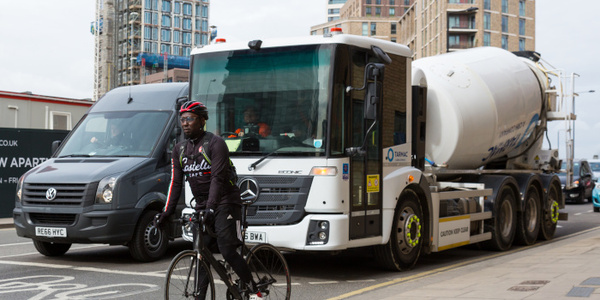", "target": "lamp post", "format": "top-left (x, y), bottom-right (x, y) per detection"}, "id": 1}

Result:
top-left (446, 6), bottom-right (478, 53)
